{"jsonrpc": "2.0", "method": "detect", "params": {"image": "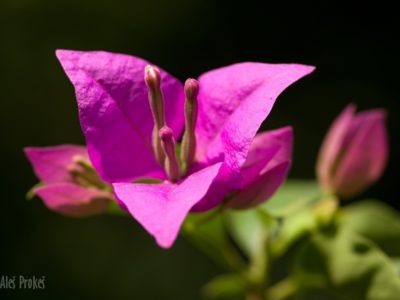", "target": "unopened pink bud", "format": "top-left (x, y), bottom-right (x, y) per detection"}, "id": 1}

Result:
top-left (316, 104), bottom-right (388, 198)
top-left (159, 126), bottom-right (174, 141)
top-left (144, 65), bottom-right (166, 165)
top-left (159, 126), bottom-right (180, 182)
top-left (144, 65), bottom-right (161, 91)
top-left (184, 78), bottom-right (199, 100)
top-left (181, 79), bottom-right (199, 173)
